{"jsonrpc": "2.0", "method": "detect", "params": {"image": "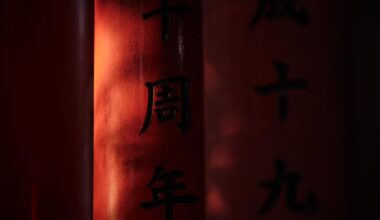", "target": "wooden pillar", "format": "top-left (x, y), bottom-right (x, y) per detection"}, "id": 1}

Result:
top-left (203, 0), bottom-right (354, 219)
top-left (94, 0), bottom-right (205, 220)
top-left (0, 0), bottom-right (93, 219)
